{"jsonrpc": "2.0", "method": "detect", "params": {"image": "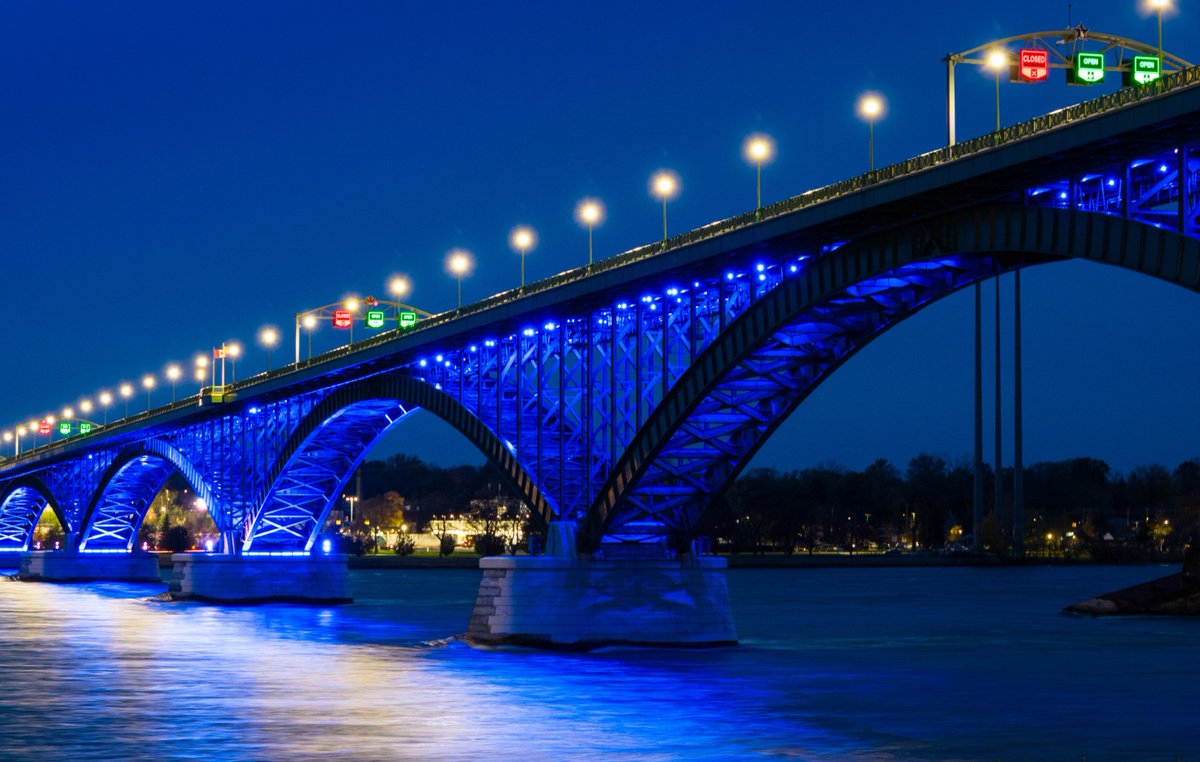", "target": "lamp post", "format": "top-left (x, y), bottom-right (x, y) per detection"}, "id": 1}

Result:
top-left (1150, 0), bottom-right (1171, 60)
top-left (258, 326), bottom-right (279, 372)
top-left (509, 226), bottom-right (536, 288)
top-left (119, 383), bottom-right (133, 419)
top-left (142, 374), bottom-right (156, 411)
top-left (3, 430), bottom-right (12, 458)
top-left (650, 170), bottom-right (680, 250)
top-left (986, 49), bottom-right (1008, 133)
top-left (743, 133), bottom-right (775, 219)
top-left (857, 93), bottom-right (885, 172)
top-left (166, 364), bottom-right (181, 402)
top-left (343, 298), bottom-right (360, 345)
top-left (445, 249), bottom-right (474, 309)
top-left (575, 198), bottom-right (605, 265)
top-left (99, 391), bottom-right (113, 425)
top-left (226, 341), bottom-right (242, 383)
